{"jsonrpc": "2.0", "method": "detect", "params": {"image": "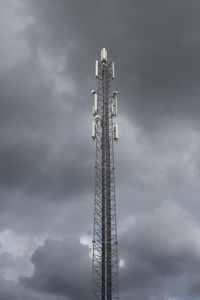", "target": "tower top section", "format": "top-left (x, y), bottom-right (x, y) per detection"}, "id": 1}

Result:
top-left (95, 48), bottom-right (115, 79)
